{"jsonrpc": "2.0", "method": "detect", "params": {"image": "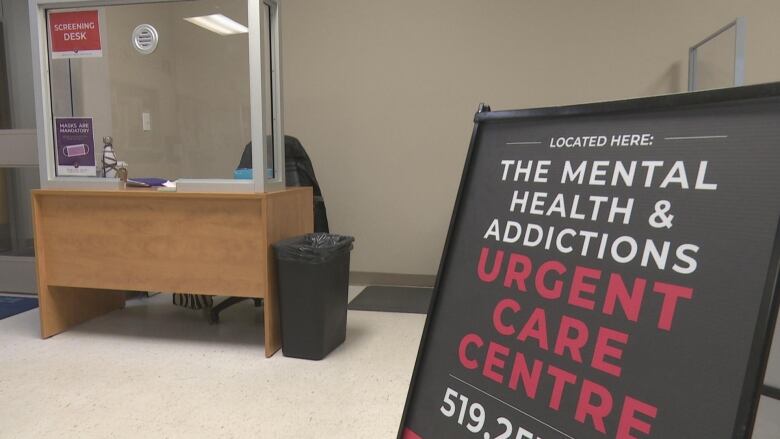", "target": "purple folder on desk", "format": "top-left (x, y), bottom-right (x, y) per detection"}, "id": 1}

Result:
top-left (129, 178), bottom-right (169, 187)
